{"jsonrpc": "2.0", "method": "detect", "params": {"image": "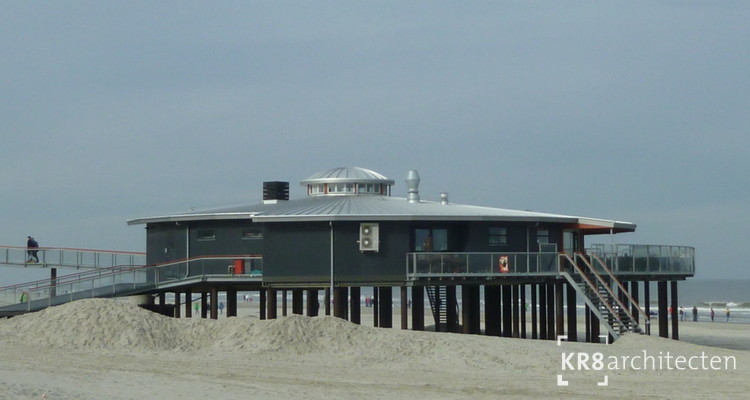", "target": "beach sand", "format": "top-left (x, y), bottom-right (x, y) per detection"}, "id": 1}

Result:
top-left (0, 299), bottom-right (747, 400)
